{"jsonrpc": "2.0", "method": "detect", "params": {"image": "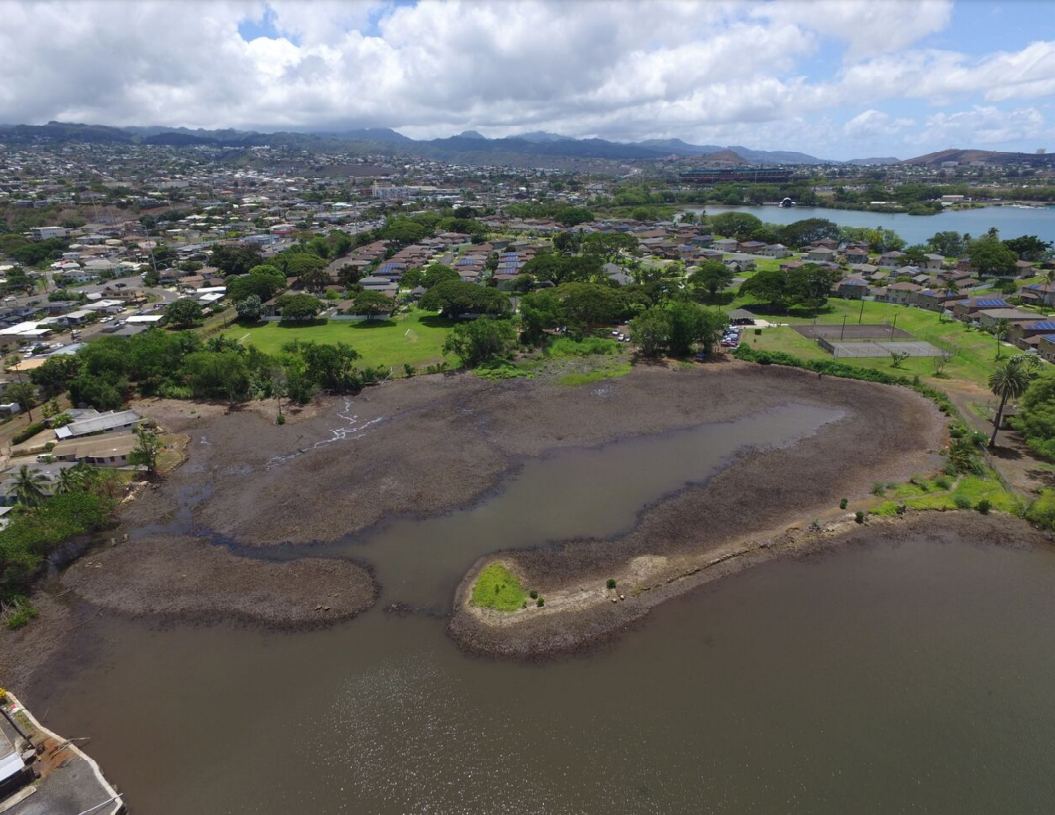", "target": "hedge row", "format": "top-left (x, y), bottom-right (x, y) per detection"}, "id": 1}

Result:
top-left (733, 345), bottom-right (957, 417)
